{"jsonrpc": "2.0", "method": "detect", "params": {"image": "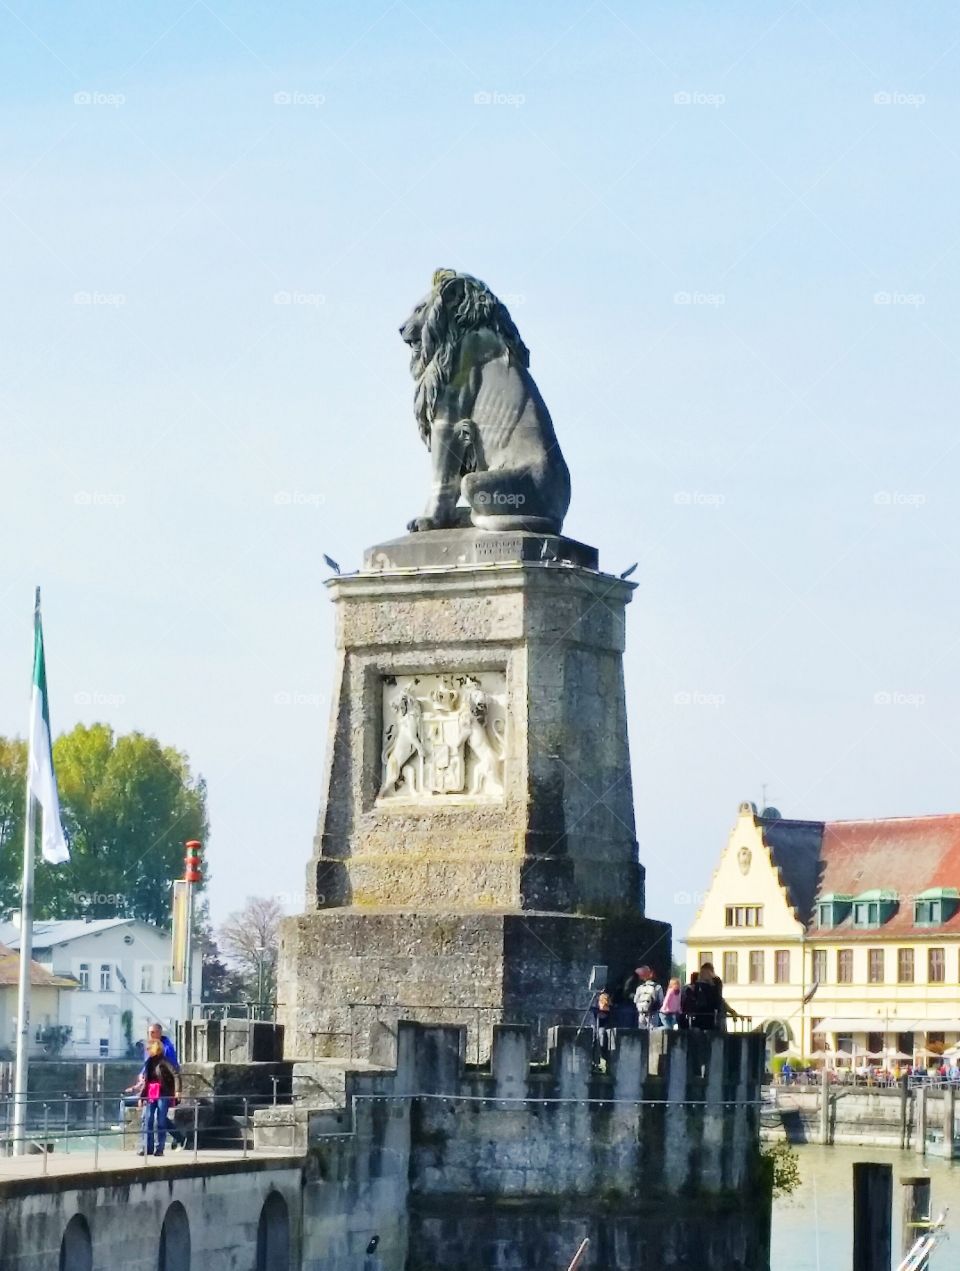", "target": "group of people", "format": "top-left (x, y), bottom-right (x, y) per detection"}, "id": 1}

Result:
top-left (122, 1022), bottom-right (185, 1157)
top-left (592, 963), bottom-right (738, 1056)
